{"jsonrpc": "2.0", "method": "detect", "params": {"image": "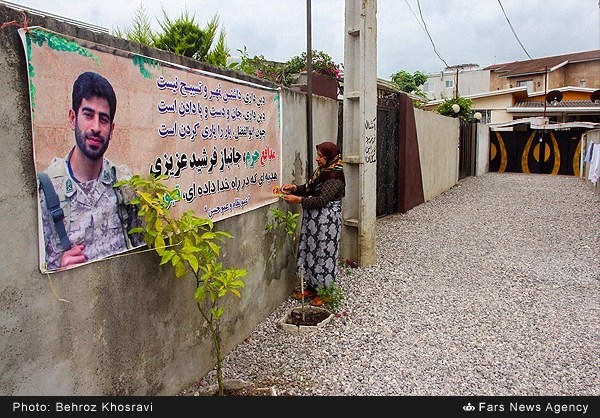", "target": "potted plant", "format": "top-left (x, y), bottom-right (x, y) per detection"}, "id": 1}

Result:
top-left (285, 50), bottom-right (342, 99)
top-left (285, 50), bottom-right (342, 81)
top-left (115, 174), bottom-right (247, 396)
top-left (229, 46), bottom-right (288, 85)
top-left (231, 49), bottom-right (342, 99)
